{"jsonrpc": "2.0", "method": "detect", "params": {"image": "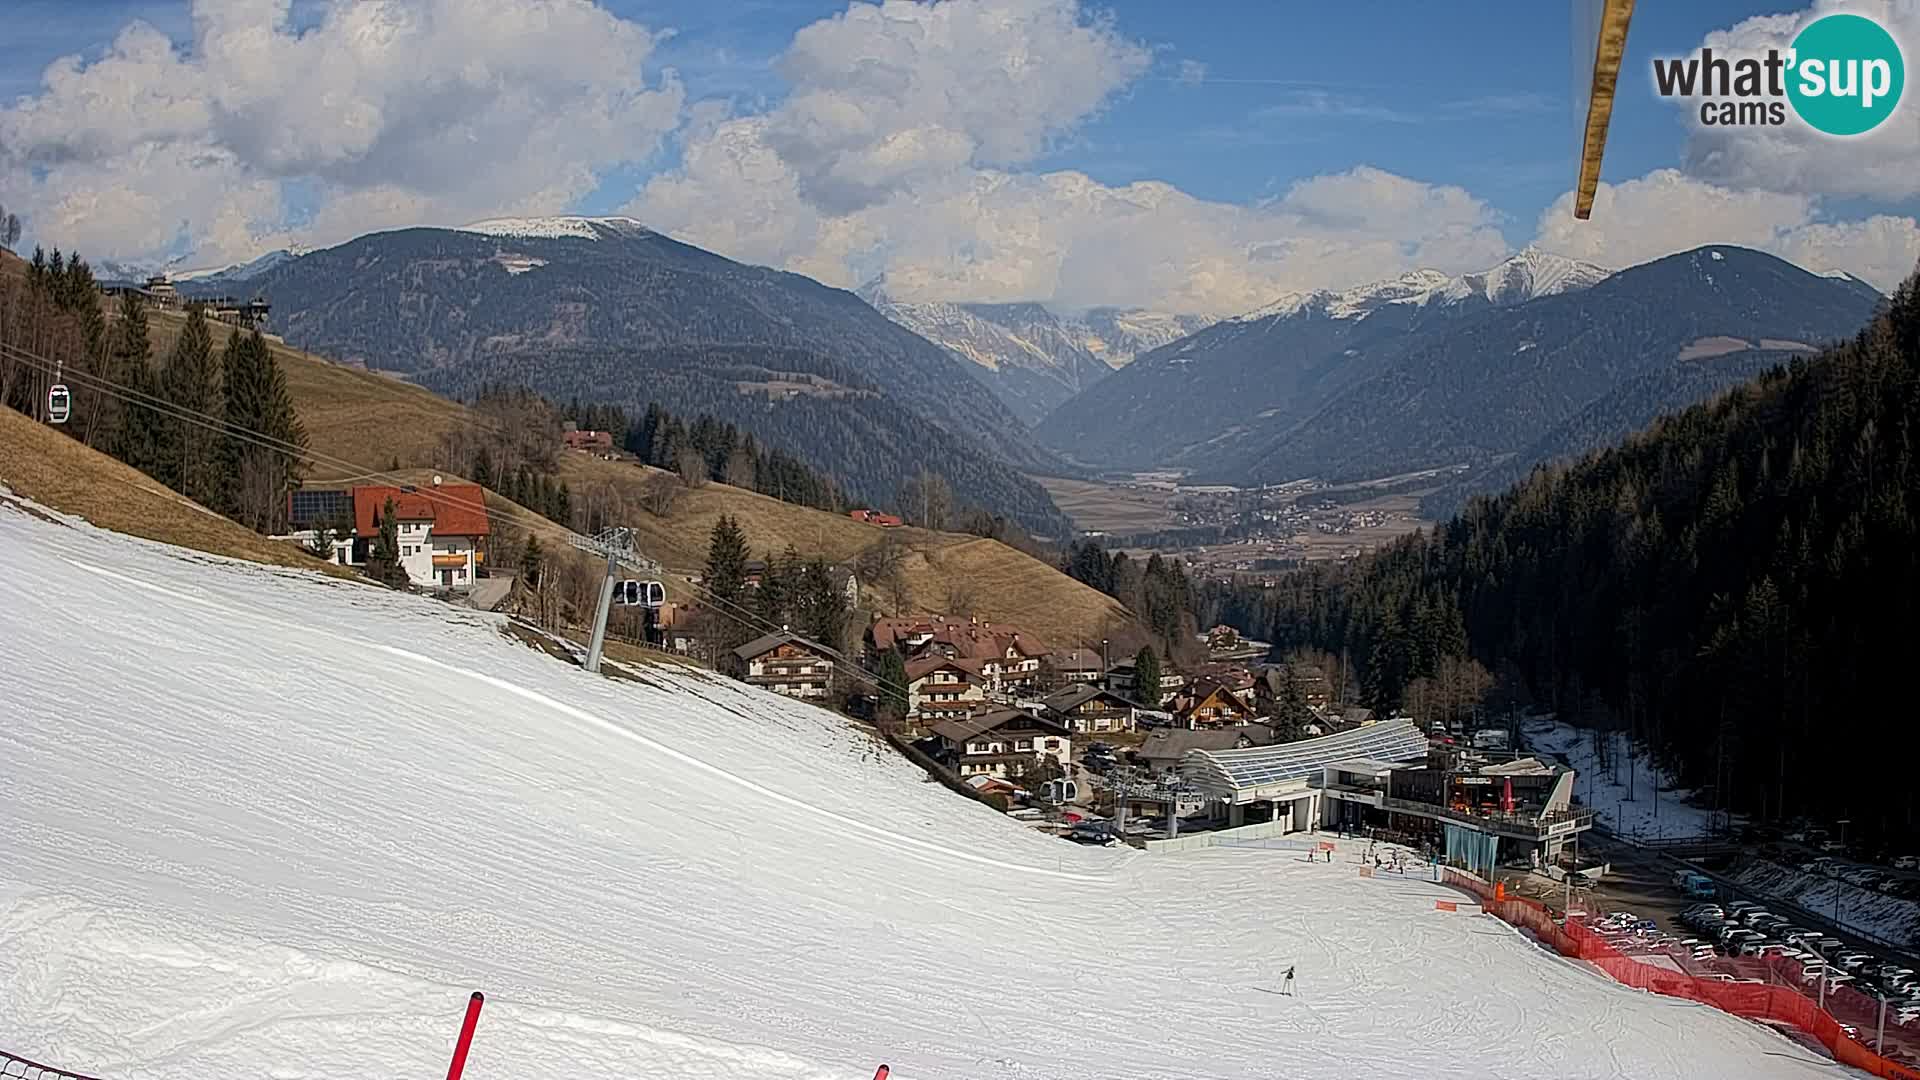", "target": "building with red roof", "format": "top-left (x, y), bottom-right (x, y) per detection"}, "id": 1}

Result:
top-left (347, 479), bottom-right (491, 591)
